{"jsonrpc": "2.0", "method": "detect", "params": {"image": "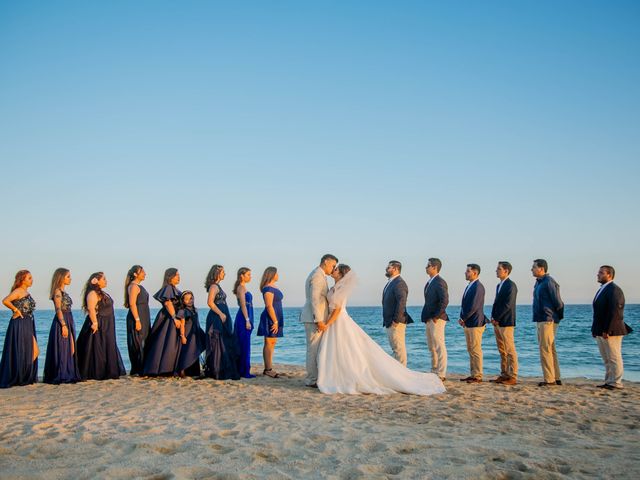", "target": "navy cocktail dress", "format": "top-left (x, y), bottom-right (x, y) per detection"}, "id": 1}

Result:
top-left (76, 293), bottom-right (126, 380)
top-left (43, 291), bottom-right (81, 384)
top-left (0, 295), bottom-right (38, 388)
top-left (204, 284), bottom-right (240, 380)
top-left (234, 291), bottom-right (254, 378)
top-left (258, 286), bottom-right (284, 338)
top-left (126, 284), bottom-right (151, 375)
top-left (143, 285), bottom-right (182, 376)
top-left (175, 306), bottom-right (206, 376)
